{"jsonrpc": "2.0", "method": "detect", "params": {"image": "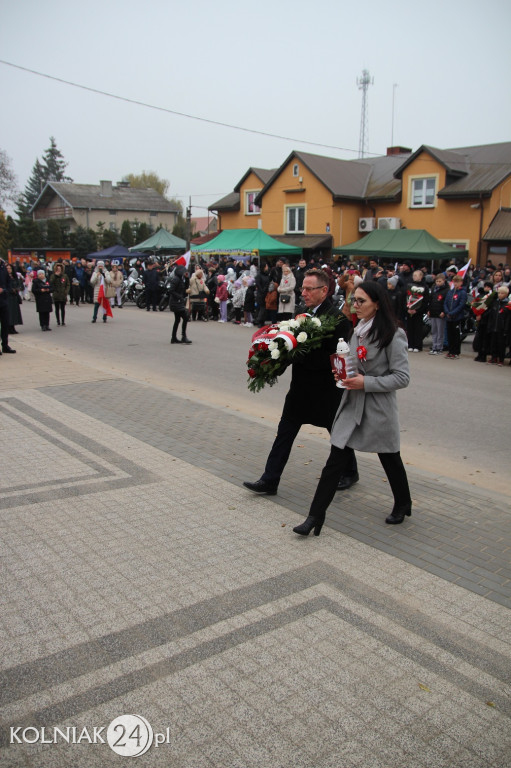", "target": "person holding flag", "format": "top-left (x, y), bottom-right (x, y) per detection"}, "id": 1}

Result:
top-left (90, 261), bottom-right (113, 324)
